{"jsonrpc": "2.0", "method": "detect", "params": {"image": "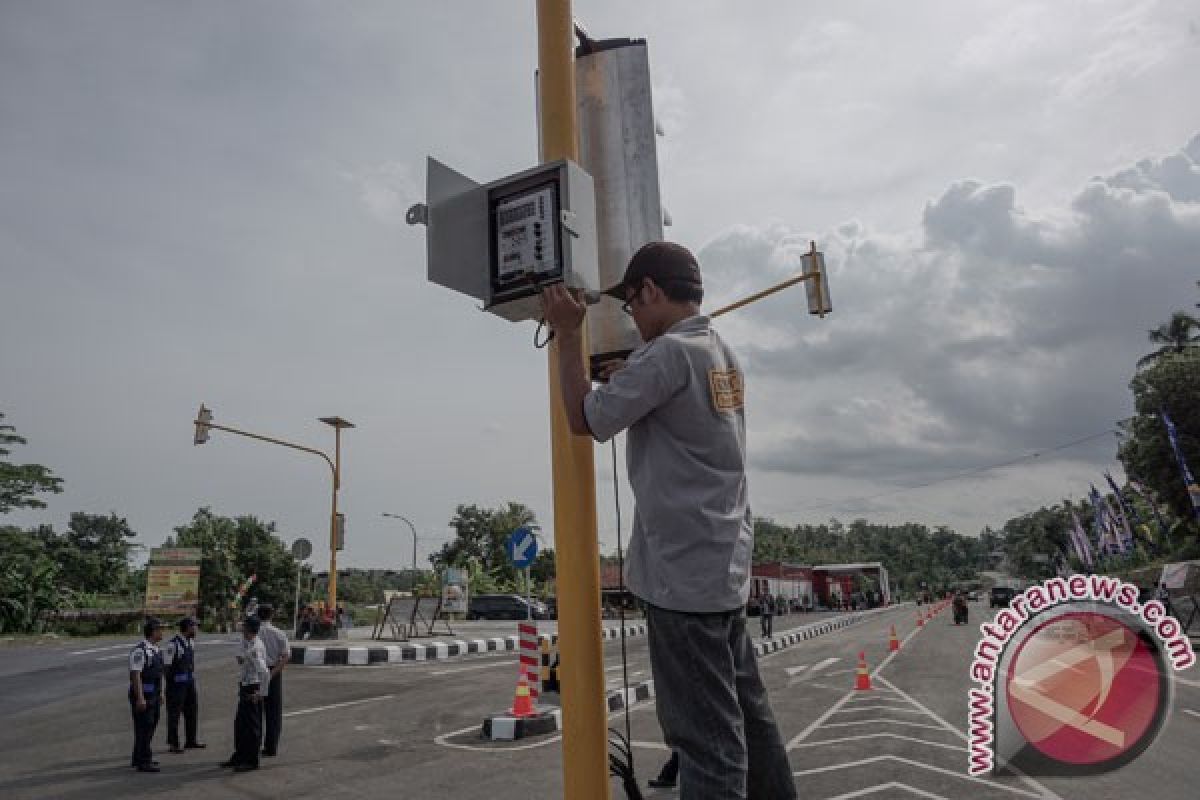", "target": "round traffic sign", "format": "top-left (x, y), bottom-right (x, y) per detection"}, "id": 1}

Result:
top-left (291, 538), bottom-right (313, 561)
